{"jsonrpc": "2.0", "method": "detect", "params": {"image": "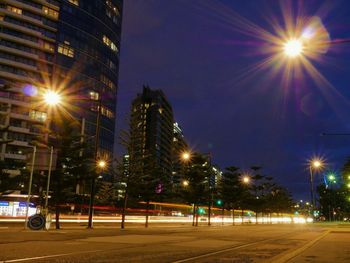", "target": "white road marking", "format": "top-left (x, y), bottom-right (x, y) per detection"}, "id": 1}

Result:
top-left (2, 250), bottom-right (103, 262)
top-left (270, 230), bottom-right (330, 263)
